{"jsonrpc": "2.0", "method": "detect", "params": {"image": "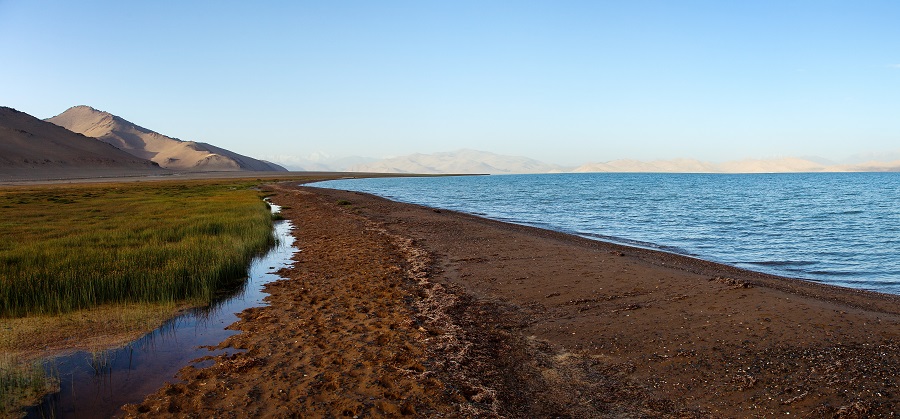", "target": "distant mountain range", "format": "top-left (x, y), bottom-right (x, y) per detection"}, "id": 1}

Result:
top-left (0, 106), bottom-right (163, 180)
top-left (575, 157), bottom-right (827, 173)
top-left (271, 154), bottom-right (378, 172)
top-left (573, 156), bottom-right (900, 173)
top-left (349, 149), bottom-right (567, 174)
top-left (339, 149), bottom-right (900, 175)
top-left (6, 103), bottom-right (900, 179)
top-left (47, 106), bottom-right (285, 172)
